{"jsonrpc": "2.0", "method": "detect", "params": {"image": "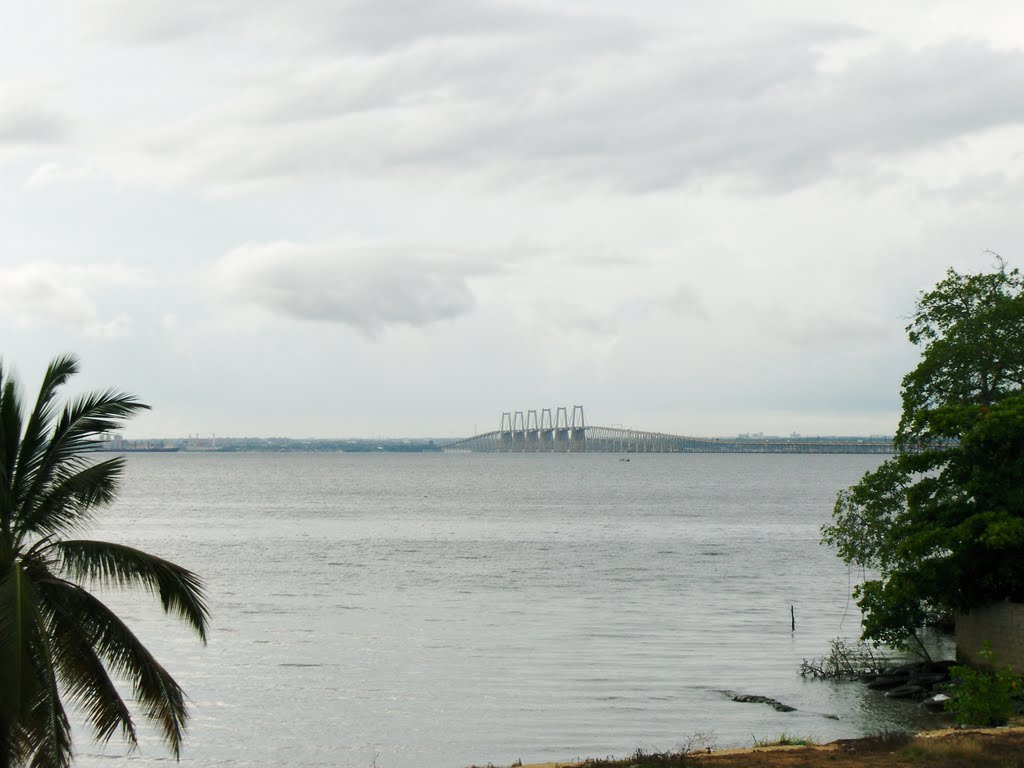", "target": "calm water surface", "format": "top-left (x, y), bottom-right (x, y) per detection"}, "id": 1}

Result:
top-left (75, 453), bottom-right (945, 767)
